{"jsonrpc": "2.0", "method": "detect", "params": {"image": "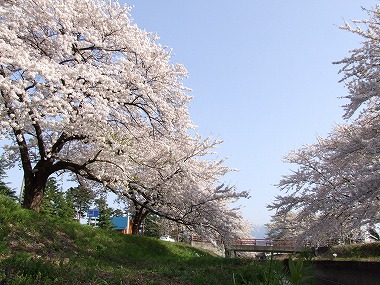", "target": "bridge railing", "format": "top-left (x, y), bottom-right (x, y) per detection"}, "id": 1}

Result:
top-left (231, 238), bottom-right (297, 247)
